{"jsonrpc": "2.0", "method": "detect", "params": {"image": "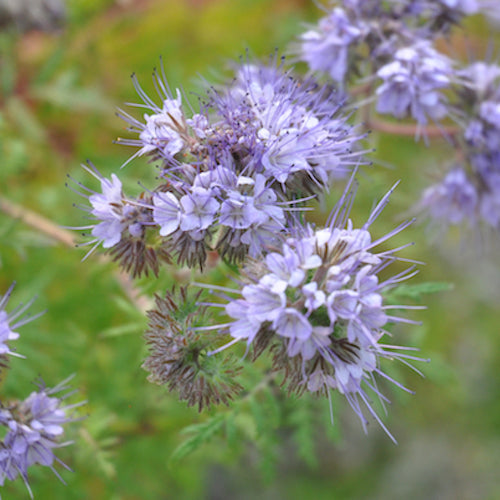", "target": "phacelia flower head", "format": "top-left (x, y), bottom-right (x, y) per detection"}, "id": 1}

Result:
top-left (69, 162), bottom-right (172, 277)
top-left (376, 40), bottom-right (453, 125)
top-left (100, 57), bottom-right (367, 272)
top-left (299, 7), bottom-right (364, 84)
top-left (206, 59), bottom-right (366, 194)
top-left (0, 376), bottom-right (84, 497)
top-left (117, 73), bottom-right (209, 169)
top-left (440, 63), bottom-right (500, 234)
top-left (142, 287), bottom-right (243, 411)
top-left (418, 167), bottom-right (478, 228)
top-left (204, 177), bottom-right (425, 440)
